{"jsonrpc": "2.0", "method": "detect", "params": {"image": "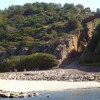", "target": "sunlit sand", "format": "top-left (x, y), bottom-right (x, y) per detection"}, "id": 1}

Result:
top-left (0, 79), bottom-right (100, 92)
